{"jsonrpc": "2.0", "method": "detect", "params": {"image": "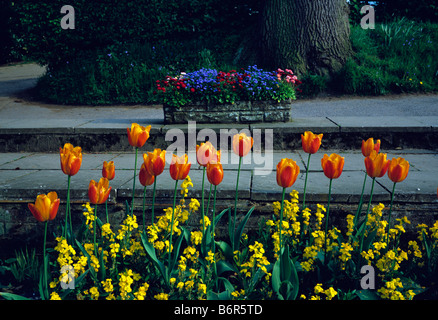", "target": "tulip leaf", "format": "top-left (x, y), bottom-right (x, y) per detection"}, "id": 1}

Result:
top-left (272, 246), bottom-right (299, 300)
top-left (422, 230), bottom-right (431, 261)
top-left (0, 292), bottom-right (31, 300)
top-left (233, 206), bottom-right (255, 250)
top-left (217, 240), bottom-right (233, 261)
top-left (216, 260), bottom-right (237, 276)
top-left (75, 239), bottom-right (97, 281)
top-left (140, 232), bottom-right (168, 284)
top-left (215, 208), bottom-right (229, 225)
top-left (170, 233), bottom-right (184, 274)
